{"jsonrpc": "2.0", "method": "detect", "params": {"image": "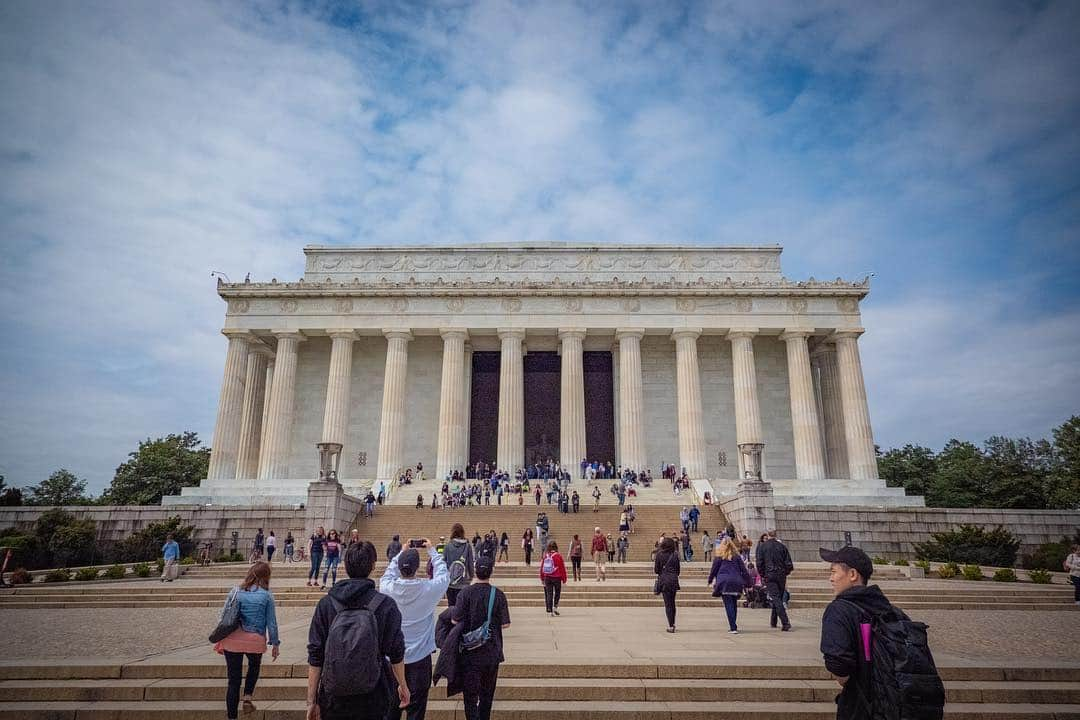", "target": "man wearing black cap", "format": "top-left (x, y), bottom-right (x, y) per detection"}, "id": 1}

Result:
top-left (818, 545), bottom-right (944, 720)
top-left (450, 553), bottom-right (510, 720)
top-left (380, 539), bottom-right (449, 720)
